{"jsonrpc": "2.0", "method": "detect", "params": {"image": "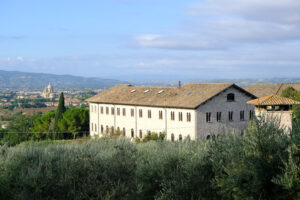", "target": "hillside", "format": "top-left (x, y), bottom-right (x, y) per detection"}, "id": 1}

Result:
top-left (0, 70), bottom-right (126, 89)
